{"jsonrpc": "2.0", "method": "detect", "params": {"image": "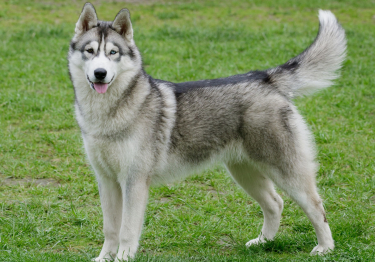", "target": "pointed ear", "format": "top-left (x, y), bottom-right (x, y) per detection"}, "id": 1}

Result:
top-left (112, 9), bottom-right (133, 41)
top-left (75, 3), bottom-right (98, 36)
